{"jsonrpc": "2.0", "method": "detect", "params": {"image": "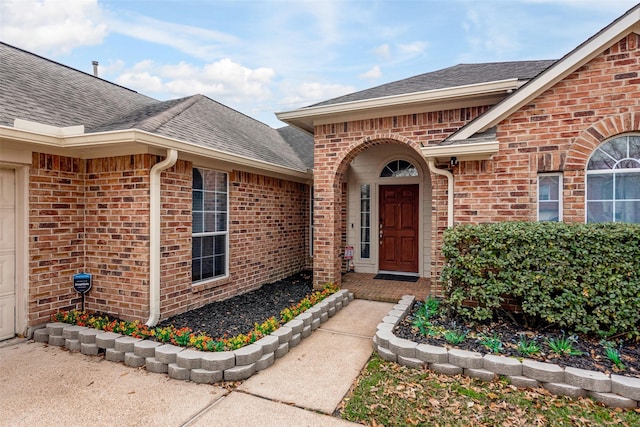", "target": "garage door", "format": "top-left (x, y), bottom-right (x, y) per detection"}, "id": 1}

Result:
top-left (0, 168), bottom-right (16, 340)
